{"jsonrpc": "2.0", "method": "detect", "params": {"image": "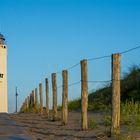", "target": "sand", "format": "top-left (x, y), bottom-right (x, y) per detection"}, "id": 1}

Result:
top-left (10, 111), bottom-right (109, 140)
top-left (10, 111), bottom-right (140, 140)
